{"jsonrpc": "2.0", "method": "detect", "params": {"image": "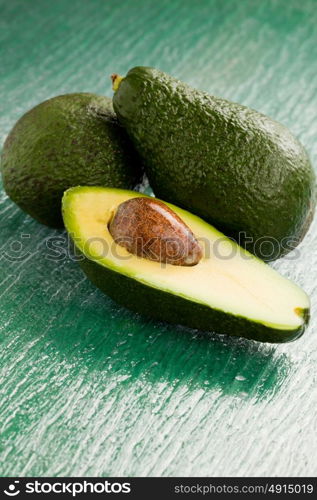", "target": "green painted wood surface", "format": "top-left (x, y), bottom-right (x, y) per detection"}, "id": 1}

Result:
top-left (1, 0), bottom-right (317, 477)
